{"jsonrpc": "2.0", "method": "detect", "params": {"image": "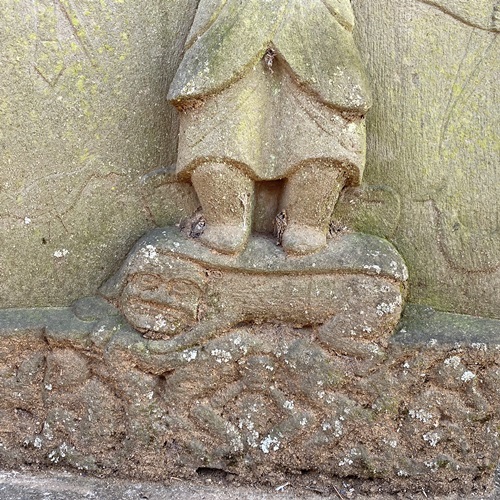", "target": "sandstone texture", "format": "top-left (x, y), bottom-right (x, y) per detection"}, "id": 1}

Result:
top-left (1, 0), bottom-right (499, 318)
top-left (351, 0), bottom-right (500, 318)
top-left (100, 227), bottom-right (407, 341)
top-left (0, 0), bottom-right (198, 307)
top-left (0, 303), bottom-right (499, 496)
